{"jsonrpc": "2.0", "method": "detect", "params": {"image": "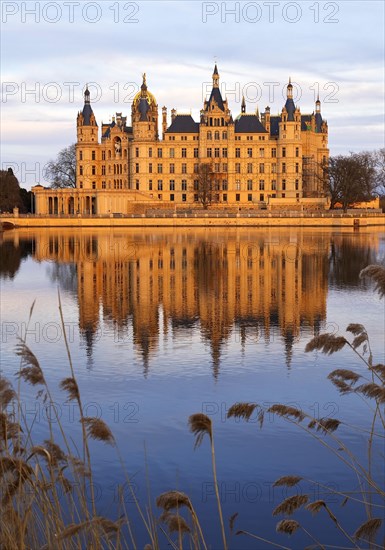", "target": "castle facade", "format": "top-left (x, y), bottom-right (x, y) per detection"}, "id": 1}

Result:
top-left (33, 65), bottom-right (329, 215)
